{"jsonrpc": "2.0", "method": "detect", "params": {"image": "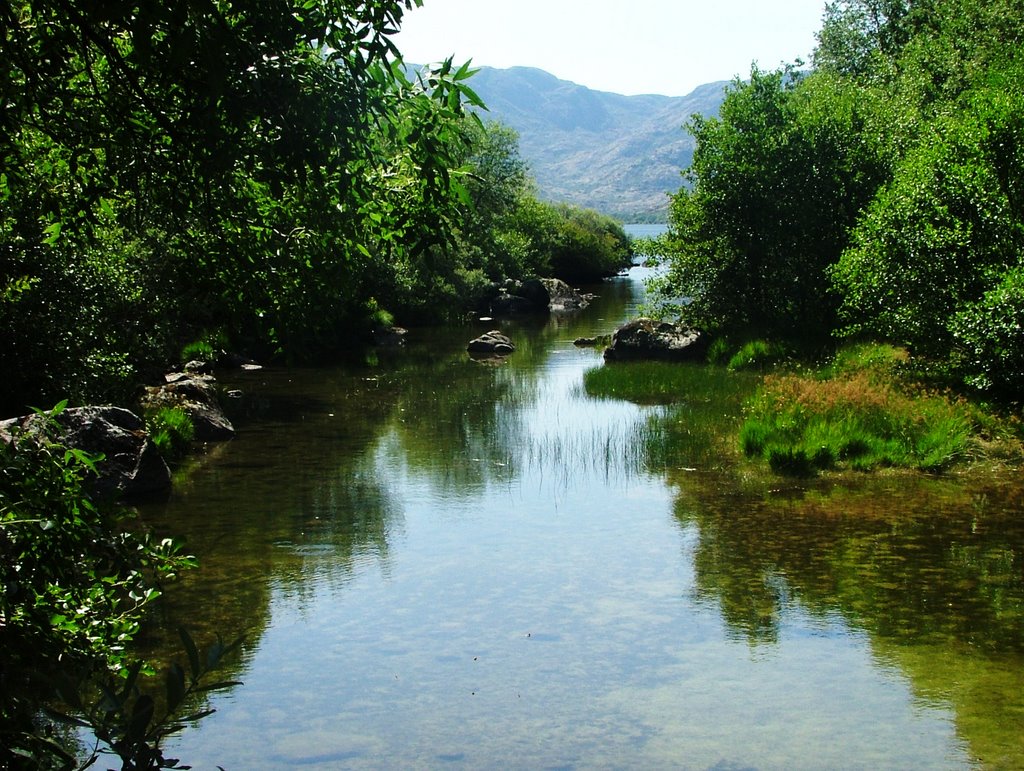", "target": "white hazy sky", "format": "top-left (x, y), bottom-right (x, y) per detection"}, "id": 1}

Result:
top-left (393, 0), bottom-right (828, 97)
